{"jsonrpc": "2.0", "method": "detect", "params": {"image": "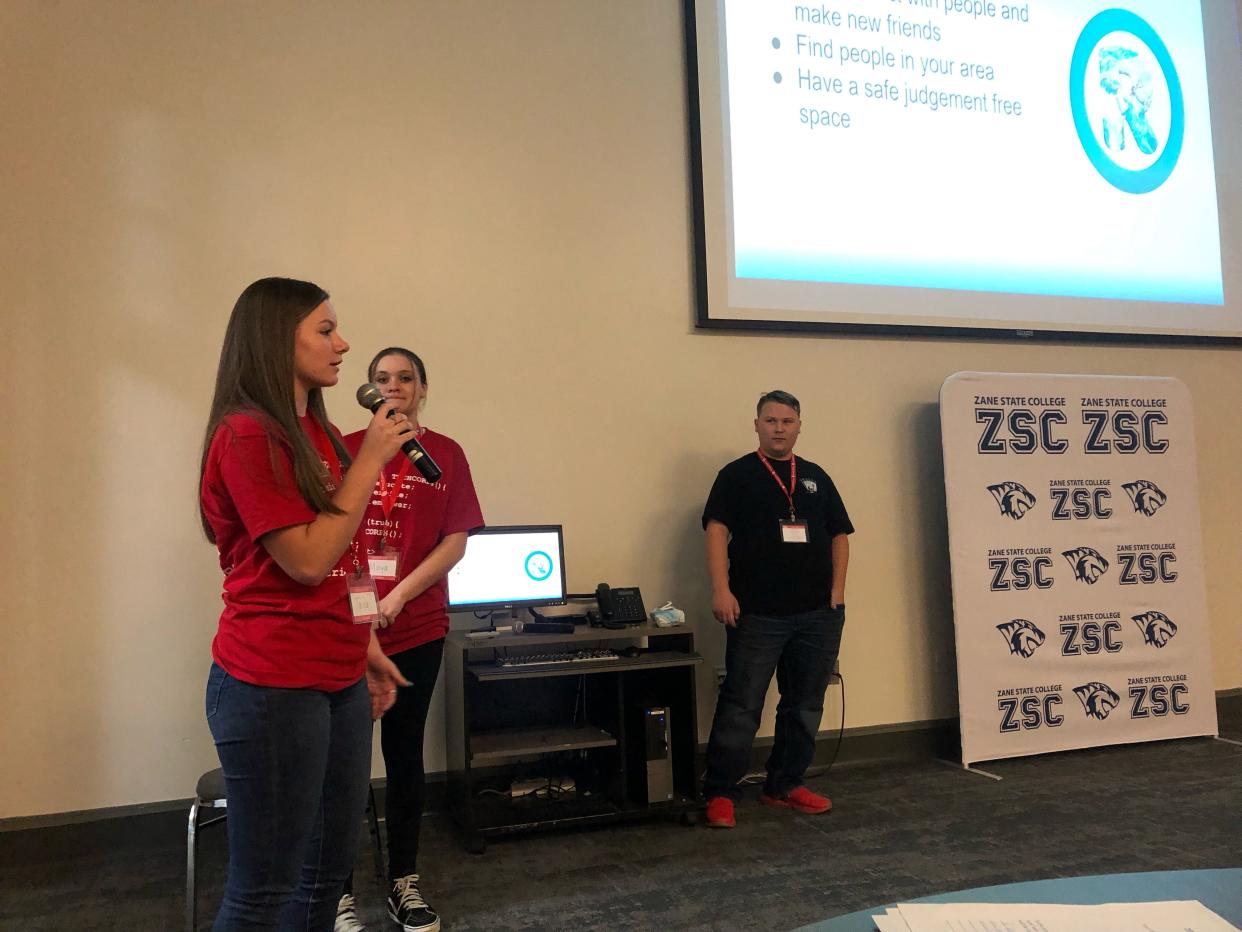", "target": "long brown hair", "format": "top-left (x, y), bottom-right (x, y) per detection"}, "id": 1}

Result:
top-left (199, 277), bottom-right (352, 542)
